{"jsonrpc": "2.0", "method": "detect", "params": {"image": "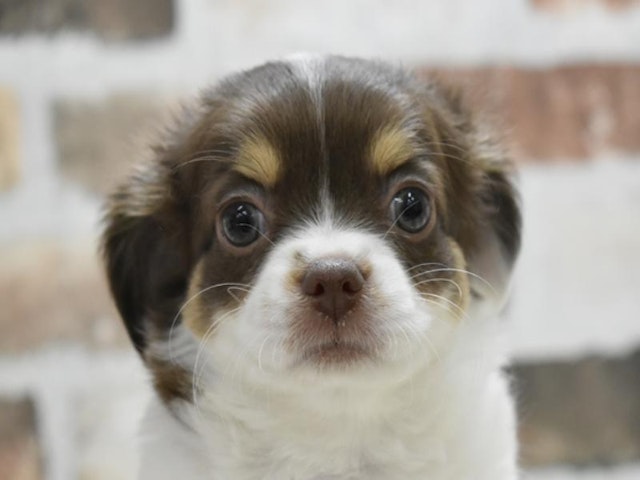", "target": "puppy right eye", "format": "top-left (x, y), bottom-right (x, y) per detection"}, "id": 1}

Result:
top-left (390, 187), bottom-right (431, 234)
top-left (220, 202), bottom-right (266, 247)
